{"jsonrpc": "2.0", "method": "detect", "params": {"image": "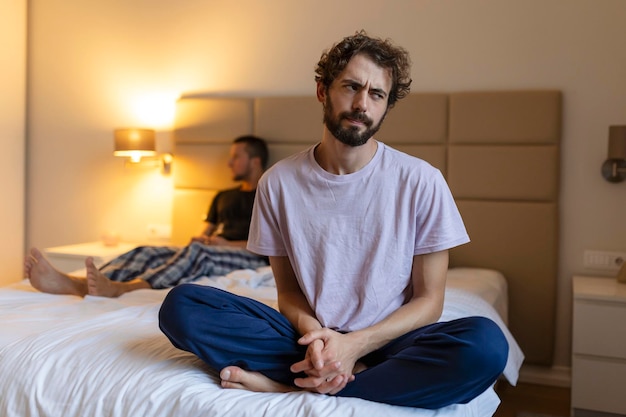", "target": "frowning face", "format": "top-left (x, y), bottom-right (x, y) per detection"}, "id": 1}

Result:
top-left (319, 53), bottom-right (392, 147)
